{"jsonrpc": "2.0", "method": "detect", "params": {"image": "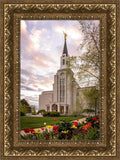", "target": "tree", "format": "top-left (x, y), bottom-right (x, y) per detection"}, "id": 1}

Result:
top-left (21, 99), bottom-right (29, 106)
top-left (66, 21), bottom-right (100, 113)
top-left (31, 106), bottom-right (37, 115)
top-left (76, 97), bottom-right (83, 113)
top-left (83, 87), bottom-right (100, 110)
top-left (20, 103), bottom-right (28, 115)
top-left (20, 99), bottom-right (31, 115)
top-left (68, 21), bottom-right (100, 87)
